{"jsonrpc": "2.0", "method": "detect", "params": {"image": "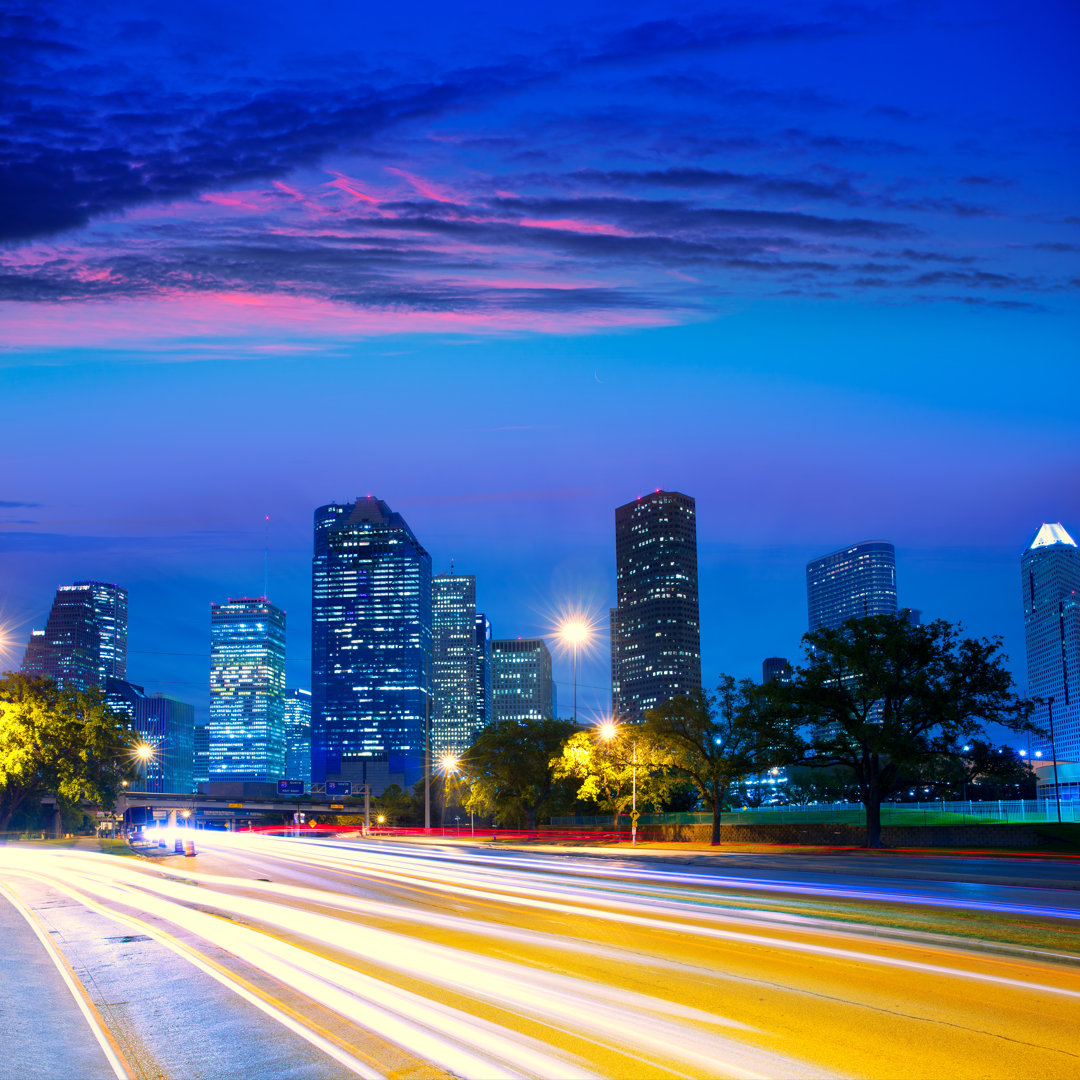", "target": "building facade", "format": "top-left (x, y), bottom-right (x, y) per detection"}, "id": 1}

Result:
top-left (105, 678), bottom-right (194, 794)
top-left (192, 725), bottom-right (209, 790)
top-left (209, 597), bottom-right (286, 783)
top-left (610, 490), bottom-right (701, 721)
top-left (475, 613), bottom-right (493, 731)
top-left (311, 497), bottom-right (432, 783)
top-left (491, 638), bottom-right (554, 724)
top-left (805, 540), bottom-right (897, 633)
top-left (1022, 523), bottom-right (1080, 765)
top-left (284, 688), bottom-right (312, 786)
top-left (432, 573), bottom-right (479, 755)
top-left (761, 657), bottom-right (793, 685)
top-left (22, 581), bottom-right (128, 691)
